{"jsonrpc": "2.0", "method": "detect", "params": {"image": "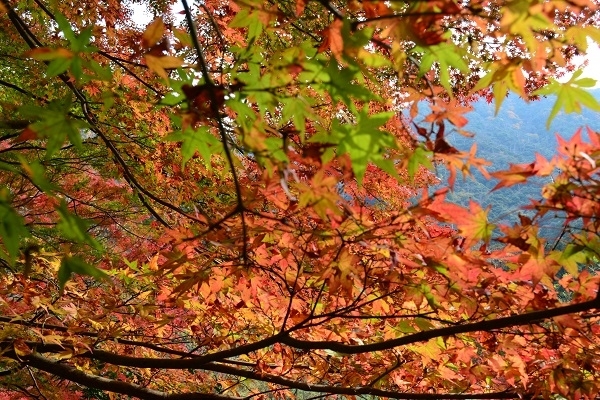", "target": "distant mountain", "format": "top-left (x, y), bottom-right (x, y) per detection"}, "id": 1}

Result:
top-left (436, 89), bottom-right (600, 243)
